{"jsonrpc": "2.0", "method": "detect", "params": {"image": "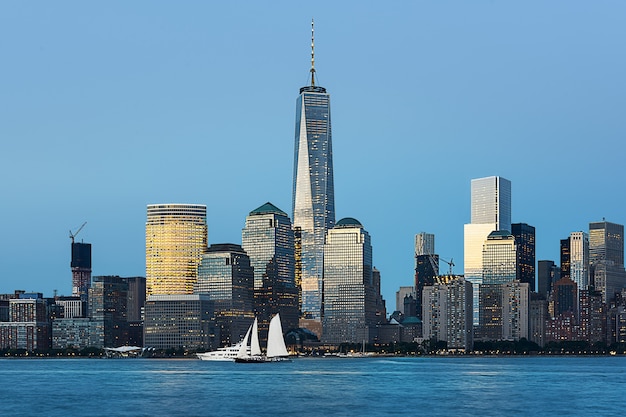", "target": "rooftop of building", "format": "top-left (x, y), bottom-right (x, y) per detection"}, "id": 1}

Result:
top-left (206, 243), bottom-right (245, 254)
top-left (335, 217), bottom-right (362, 228)
top-left (249, 202), bottom-right (287, 217)
top-left (487, 230), bottom-right (513, 239)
